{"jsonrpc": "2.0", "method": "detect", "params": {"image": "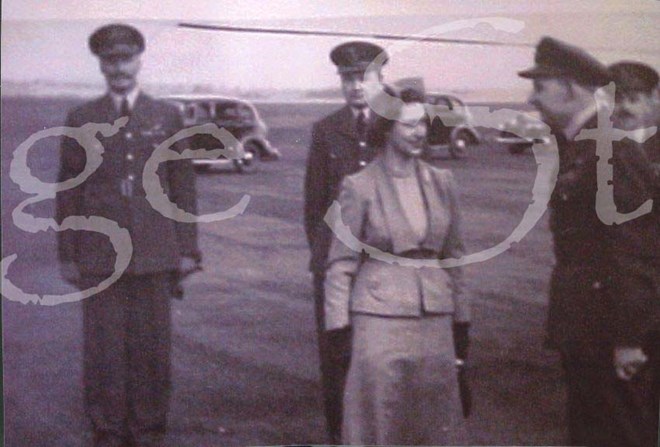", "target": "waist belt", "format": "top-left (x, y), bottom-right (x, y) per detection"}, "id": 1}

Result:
top-left (397, 249), bottom-right (439, 260)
